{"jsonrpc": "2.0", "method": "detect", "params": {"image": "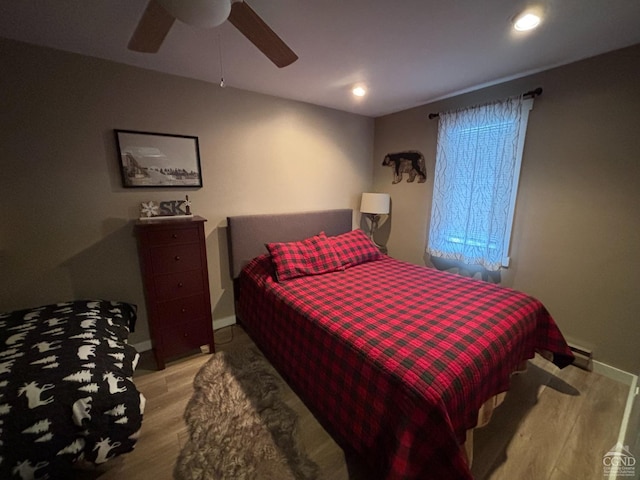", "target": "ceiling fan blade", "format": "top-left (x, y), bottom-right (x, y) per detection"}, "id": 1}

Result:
top-left (228, 1), bottom-right (298, 68)
top-left (128, 0), bottom-right (176, 53)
